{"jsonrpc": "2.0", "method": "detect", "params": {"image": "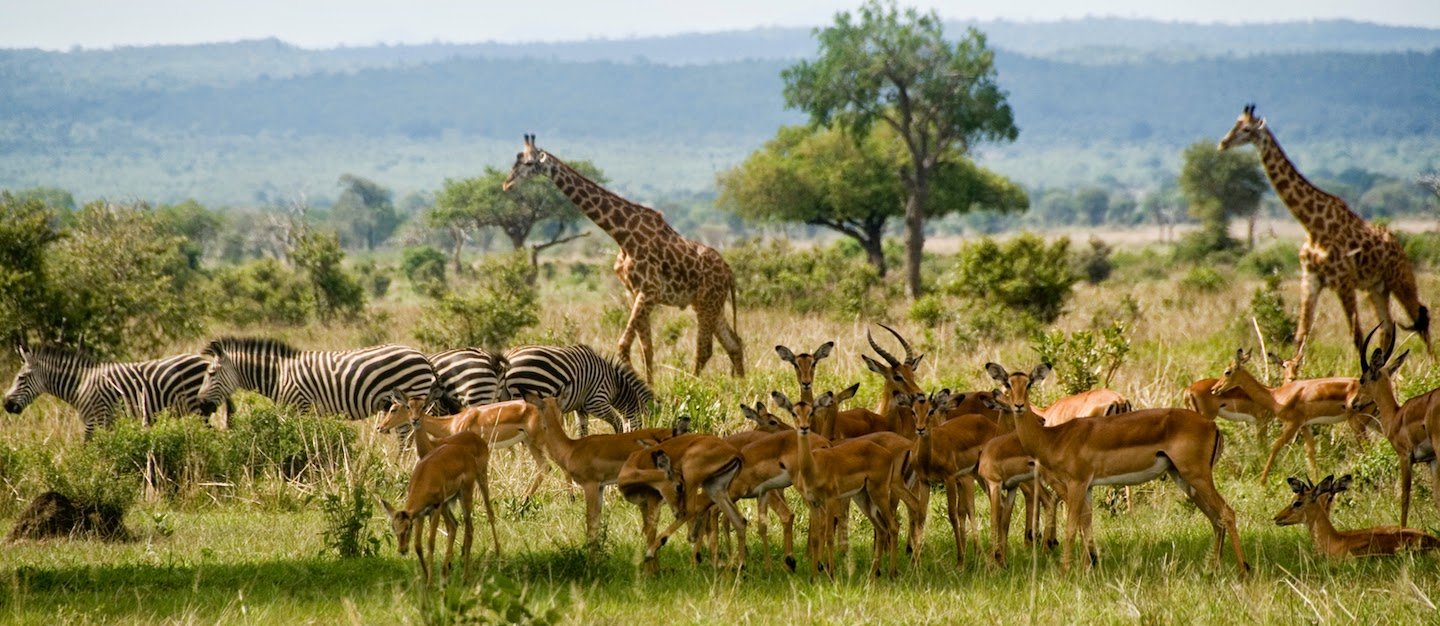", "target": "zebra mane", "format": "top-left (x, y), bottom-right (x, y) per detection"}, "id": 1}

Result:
top-left (203, 336), bottom-right (300, 359)
top-left (24, 344), bottom-right (102, 366)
